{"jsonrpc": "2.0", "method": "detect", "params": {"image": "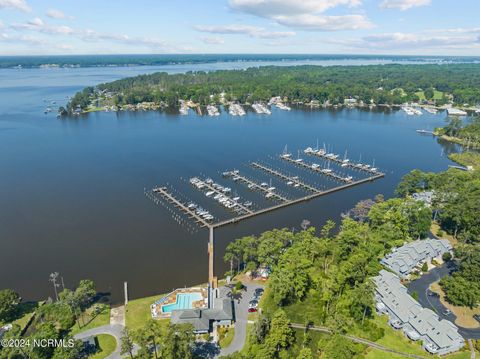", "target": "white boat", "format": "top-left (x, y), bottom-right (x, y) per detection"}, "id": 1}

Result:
top-left (304, 147), bottom-right (313, 154)
top-left (232, 196), bottom-right (240, 201)
top-left (260, 182), bottom-right (268, 187)
top-left (206, 104), bottom-right (220, 116)
top-left (244, 201), bottom-right (252, 207)
top-left (267, 187), bottom-right (276, 191)
top-left (311, 163), bottom-right (320, 169)
top-left (287, 181), bottom-right (294, 185)
top-left (265, 192), bottom-right (274, 198)
top-left (276, 102), bottom-right (291, 111)
top-left (205, 191), bottom-right (215, 197)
